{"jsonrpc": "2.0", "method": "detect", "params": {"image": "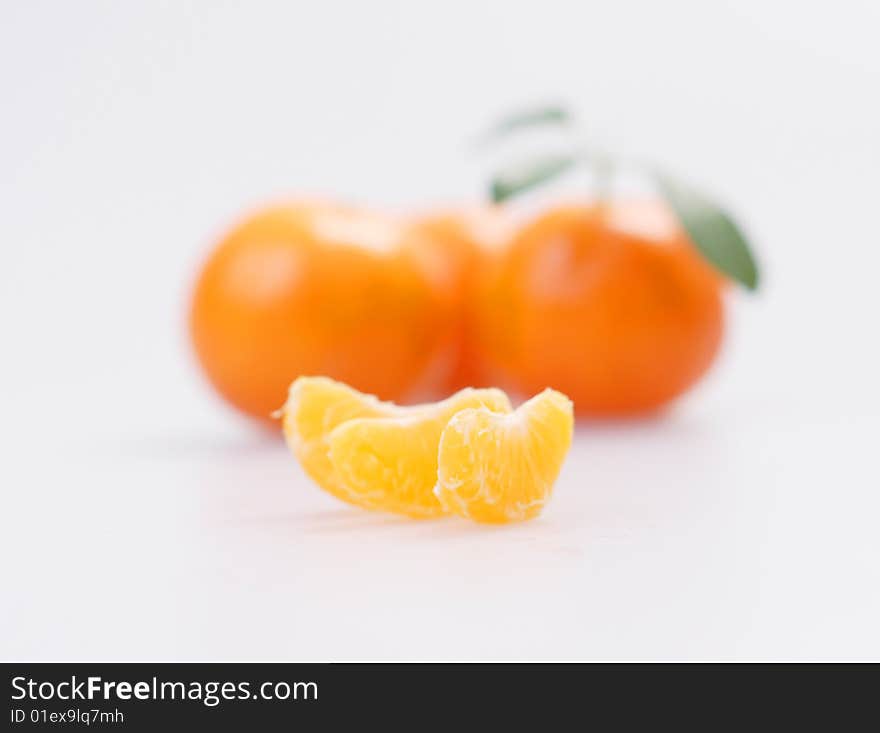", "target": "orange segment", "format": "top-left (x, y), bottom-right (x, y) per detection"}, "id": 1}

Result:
top-left (327, 388), bottom-right (512, 517)
top-left (280, 376), bottom-right (403, 507)
top-left (434, 388), bottom-right (574, 523)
